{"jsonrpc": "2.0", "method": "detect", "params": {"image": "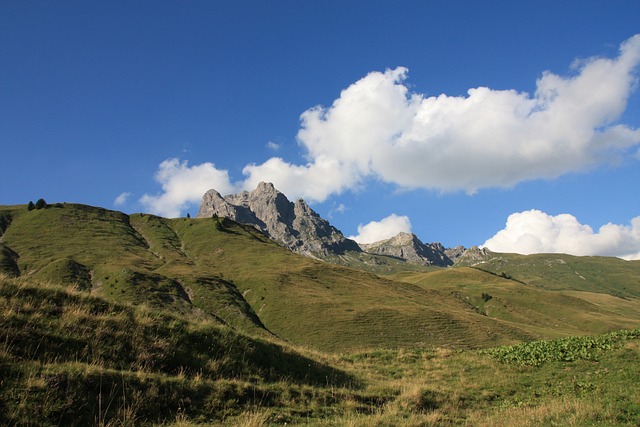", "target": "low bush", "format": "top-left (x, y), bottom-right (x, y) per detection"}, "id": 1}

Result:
top-left (483, 329), bottom-right (640, 366)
